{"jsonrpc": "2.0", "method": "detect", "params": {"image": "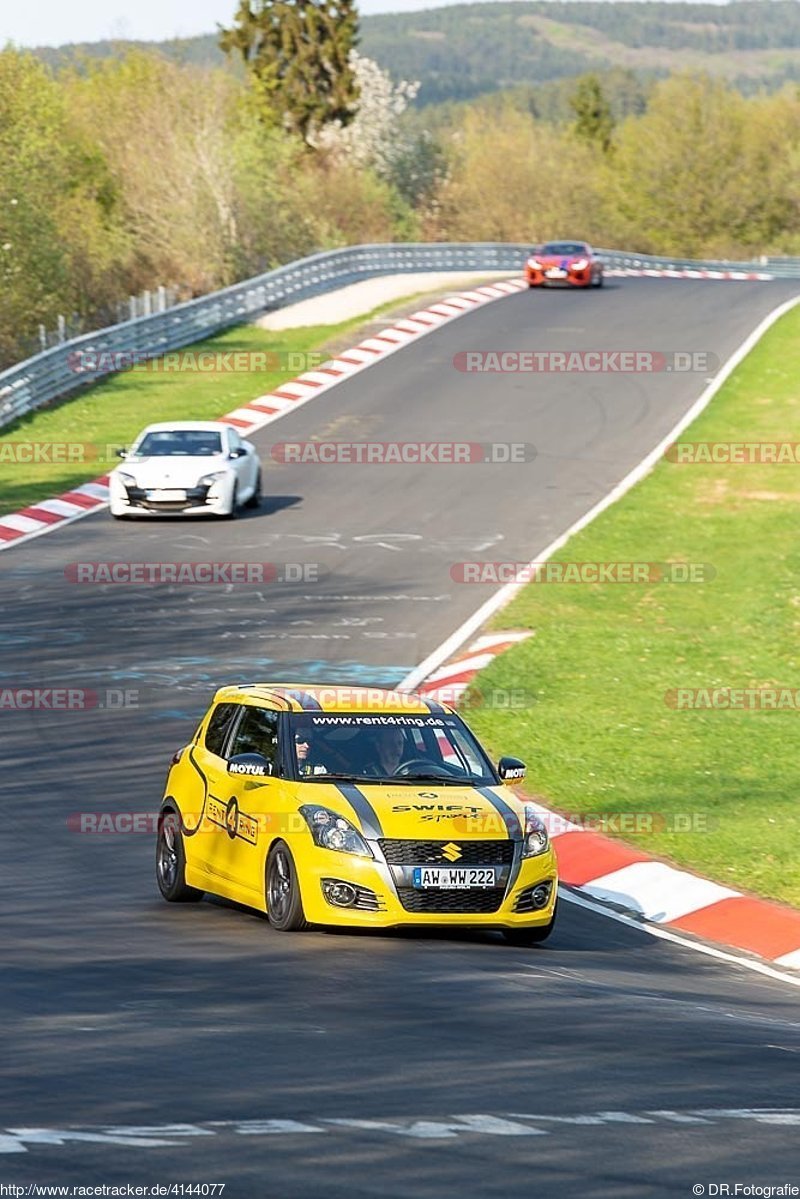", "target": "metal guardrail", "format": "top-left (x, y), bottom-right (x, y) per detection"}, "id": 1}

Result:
top-left (2, 242), bottom-right (799, 431)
